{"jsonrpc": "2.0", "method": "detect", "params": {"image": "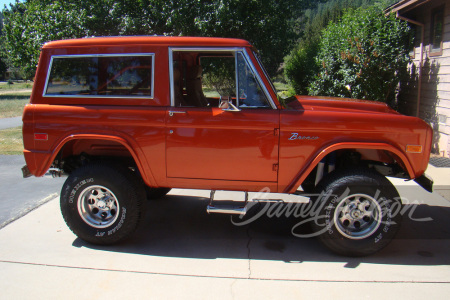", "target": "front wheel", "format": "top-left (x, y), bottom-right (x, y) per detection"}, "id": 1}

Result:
top-left (60, 163), bottom-right (145, 245)
top-left (311, 169), bottom-right (402, 256)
